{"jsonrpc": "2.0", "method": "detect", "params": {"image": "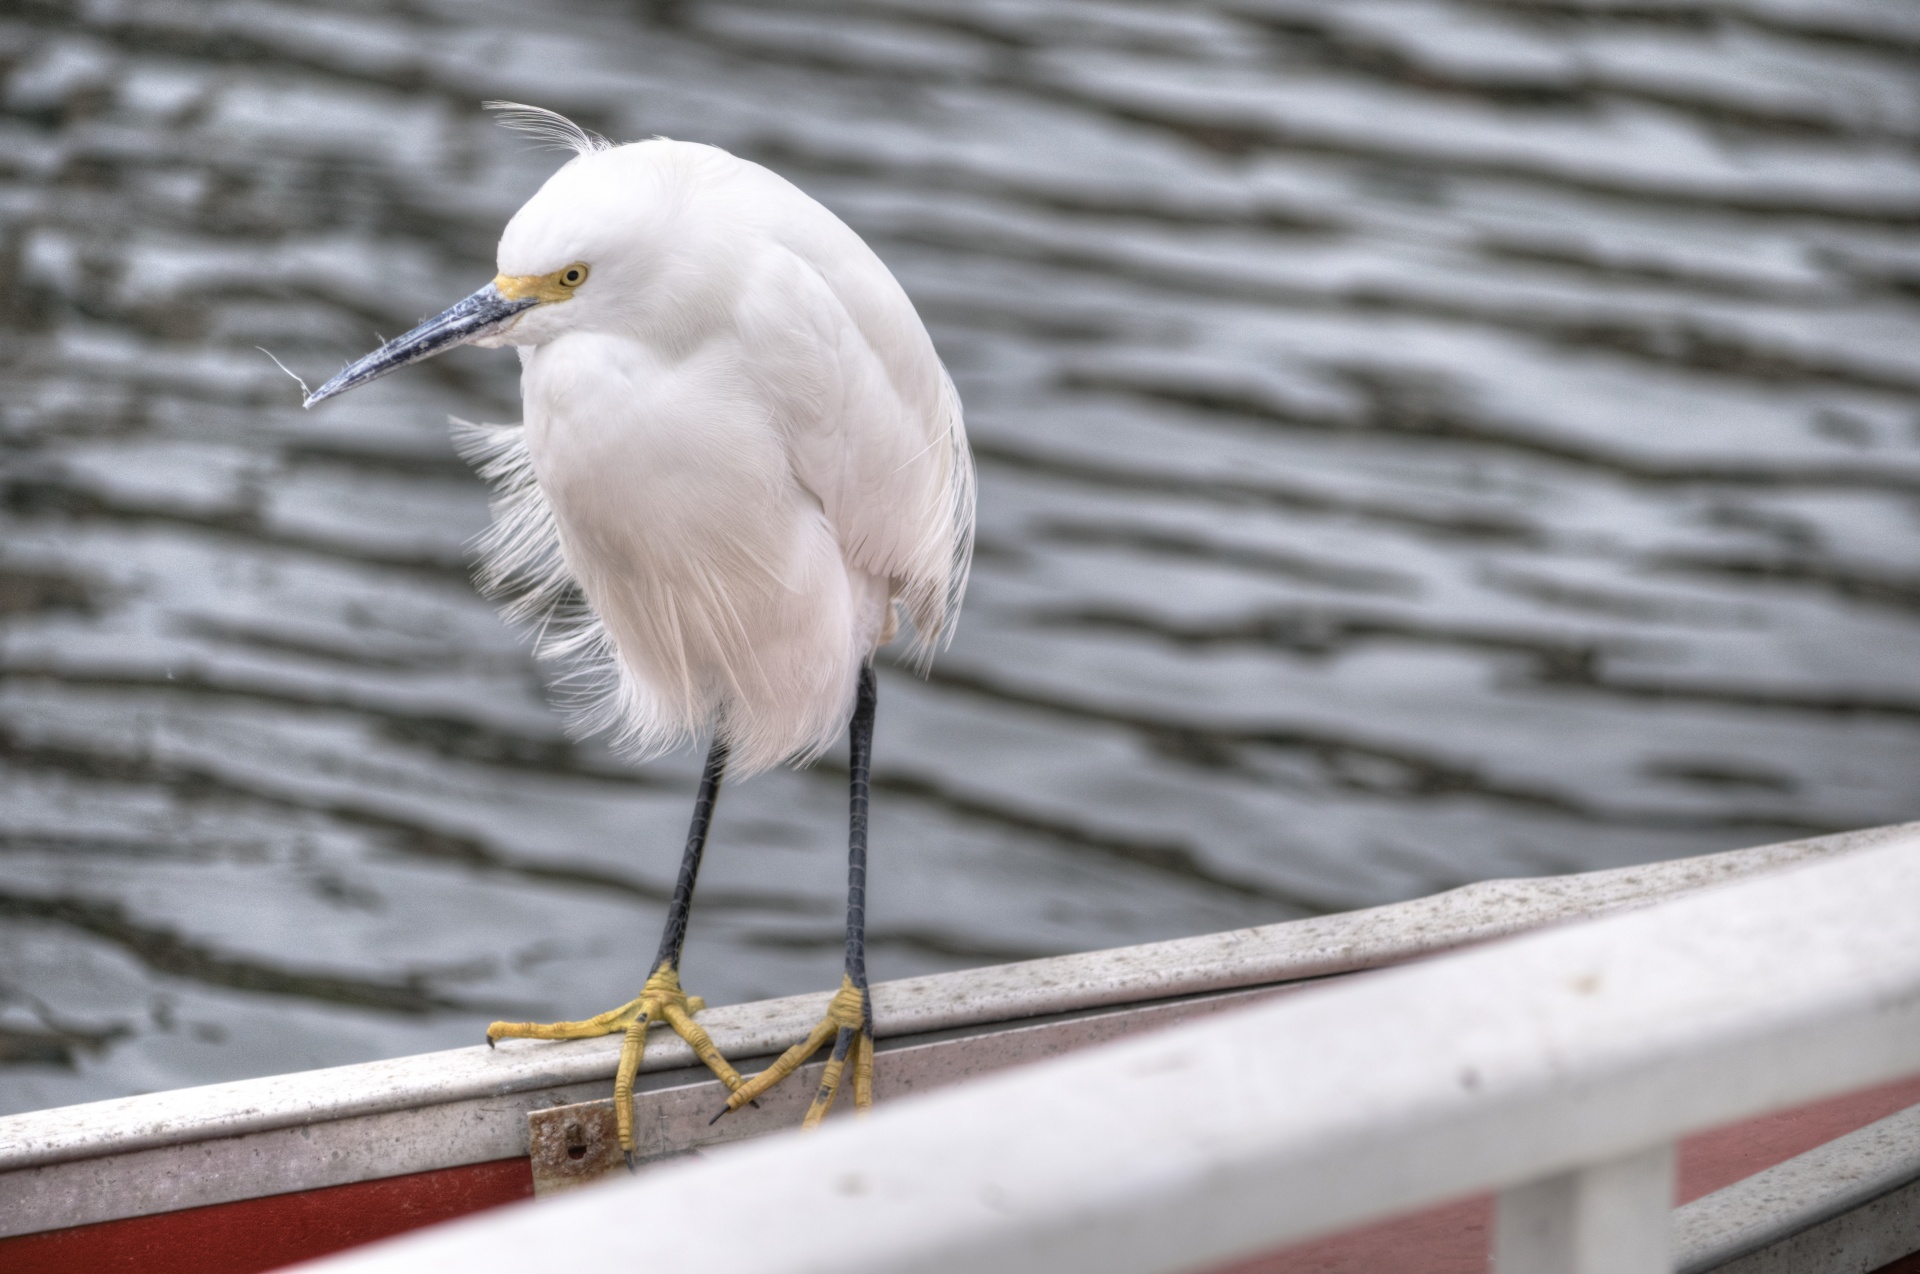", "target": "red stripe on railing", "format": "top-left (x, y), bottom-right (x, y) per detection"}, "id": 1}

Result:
top-left (1215, 1073), bottom-right (1920, 1274)
top-left (0, 1156), bottom-right (534, 1274)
